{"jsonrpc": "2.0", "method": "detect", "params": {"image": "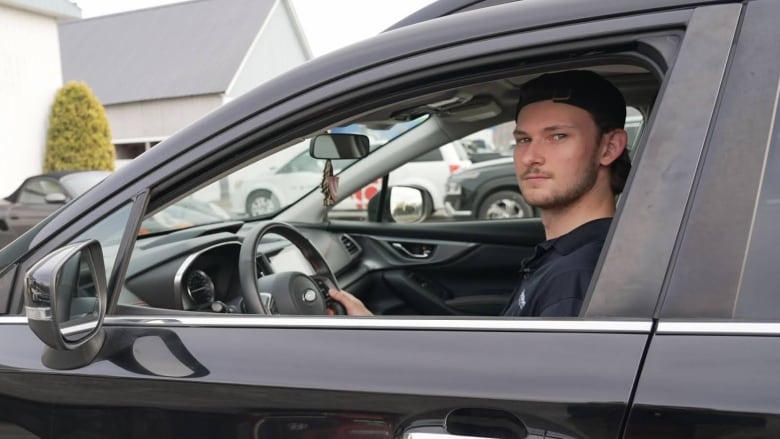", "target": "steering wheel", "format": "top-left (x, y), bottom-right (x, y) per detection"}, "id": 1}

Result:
top-left (238, 222), bottom-right (346, 315)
